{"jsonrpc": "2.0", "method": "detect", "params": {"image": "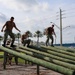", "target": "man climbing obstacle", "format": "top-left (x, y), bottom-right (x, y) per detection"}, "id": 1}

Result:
top-left (21, 31), bottom-right (31, 47)
top-left (45, 25), bottom-right (56, 47)
top-left (1, 17), bottom-right (21, 47)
